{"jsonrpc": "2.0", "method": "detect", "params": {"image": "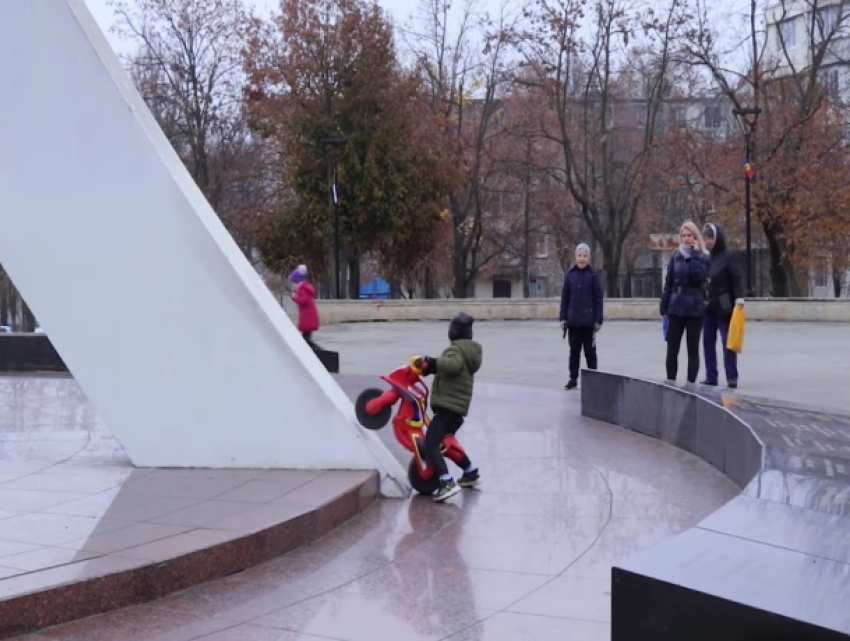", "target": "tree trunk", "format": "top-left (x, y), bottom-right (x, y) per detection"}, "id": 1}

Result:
top-left (786, 262), bottom-right (803, 297)
top-left (346, 254), bottom-right (360, 300)
top-left (0, 283), bottom-right (8, 327)
top-left (623, 267), bottom-right (634, 298)
top-left (22, 301), bottom-right (36, 332)
top-left (452, 232), bottom-right (469, 299)
top-left (8, 288), bottom-right (19, 330)
top-left (522, 185), bottom-right (531, 299)
top-left (763, 221), bottom-right (789, 297)
top-left (604, 268), bottom-right (619, 298)
top-left (600, 240), bottom-right (621, 298)
top-left (423, 264), bottom-right (436, 299)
